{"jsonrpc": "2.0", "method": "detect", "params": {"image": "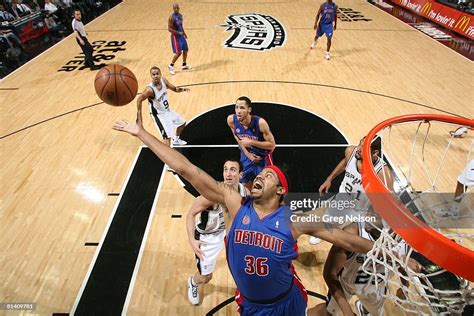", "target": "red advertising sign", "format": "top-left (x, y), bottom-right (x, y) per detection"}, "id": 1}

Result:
top-left (390, 0), bottom-right (473, 39)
